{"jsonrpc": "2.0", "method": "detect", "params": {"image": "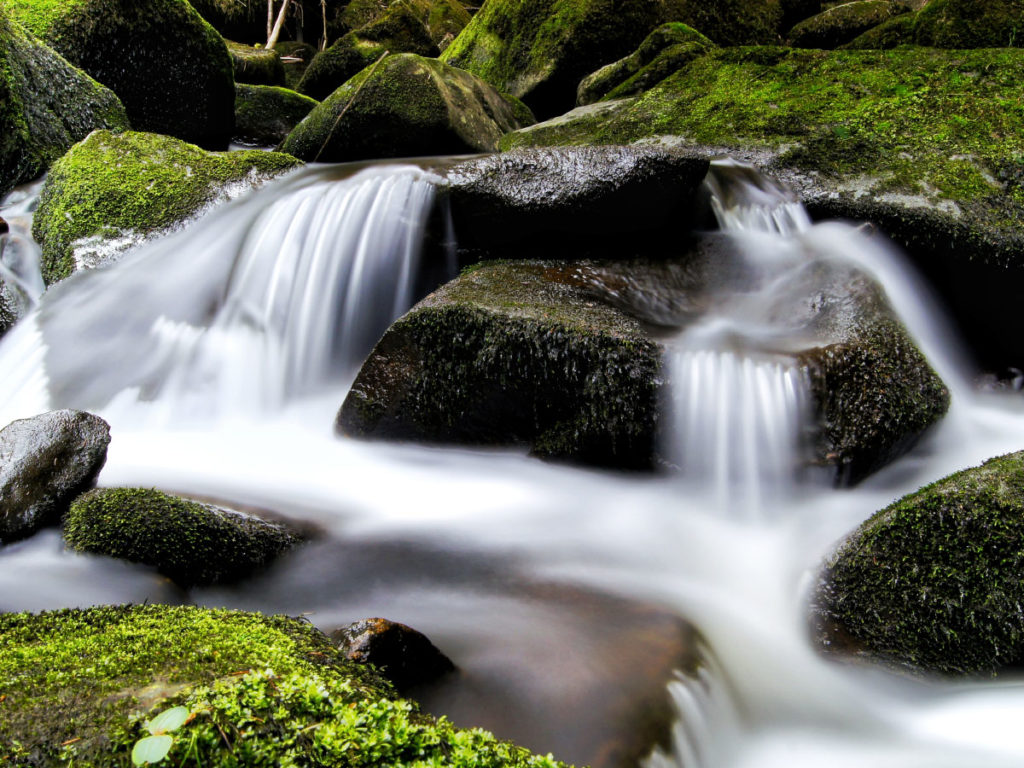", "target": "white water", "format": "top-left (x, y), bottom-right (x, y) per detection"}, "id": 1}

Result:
top-left (4, 159), bottom-right (1024, 767)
